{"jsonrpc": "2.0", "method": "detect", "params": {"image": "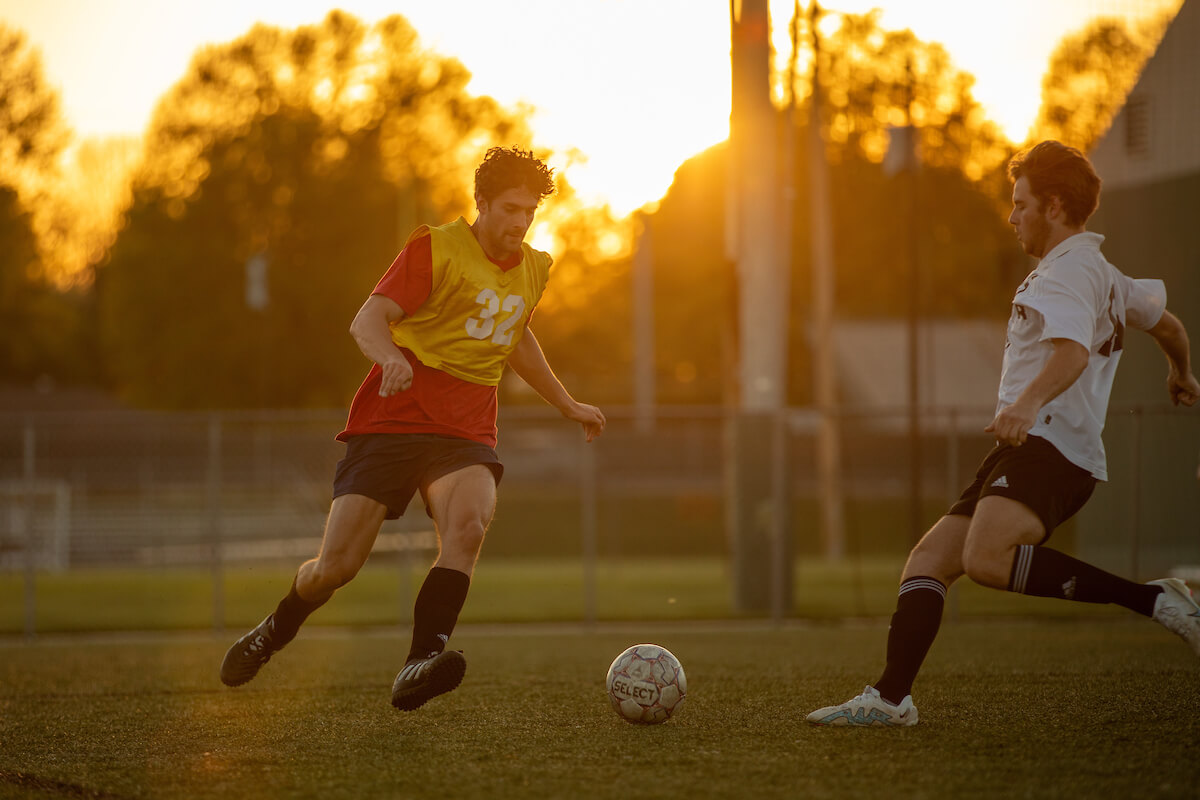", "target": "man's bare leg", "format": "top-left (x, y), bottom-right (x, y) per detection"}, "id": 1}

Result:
top-left (220, 494), bottom-right (386, 687)
top-left (391, 465), bottom-right (496, 711)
